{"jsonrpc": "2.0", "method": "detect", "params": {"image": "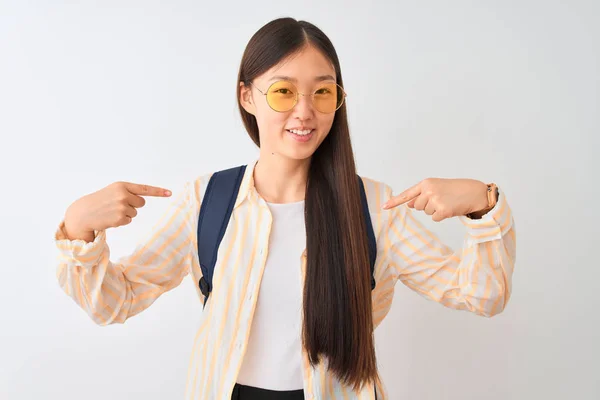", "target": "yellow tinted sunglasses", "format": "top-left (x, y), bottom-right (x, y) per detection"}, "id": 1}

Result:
top-left (251, 80), bottom-right (346, 114)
